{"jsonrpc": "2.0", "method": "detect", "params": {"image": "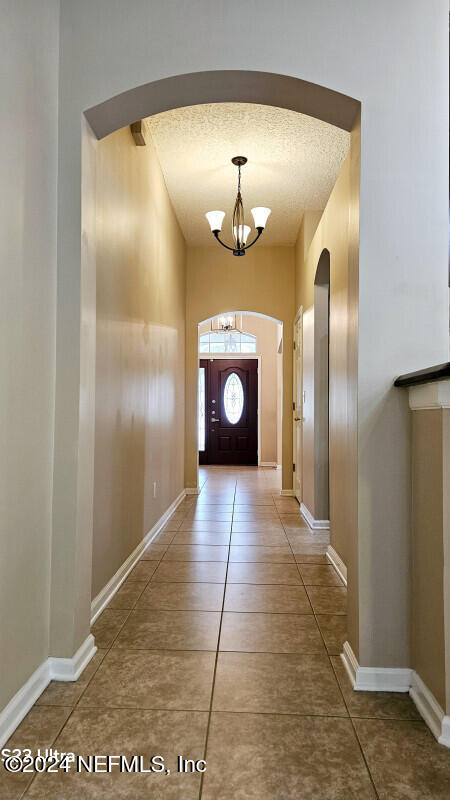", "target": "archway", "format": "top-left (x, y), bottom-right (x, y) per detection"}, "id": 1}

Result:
top-left (197, 311), bottom-right (283, 474)
top-left (50, 69), bottom-right (360, 674)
